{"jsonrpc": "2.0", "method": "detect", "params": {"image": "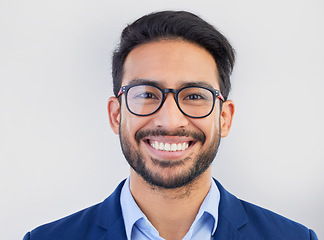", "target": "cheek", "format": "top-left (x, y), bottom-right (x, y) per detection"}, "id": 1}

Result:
top-left (204, 121), bottom-right (218, 142)
top-left (210, 109), bottom-right (221, 137)
top-left (192, 113), bottom-right (220, 141)
top-left (119, 108), bottom-right (133, 136)
top-left (120, 114), bottom-right (135, 135)
top-left (120, 110), bottom-right (151, 138)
